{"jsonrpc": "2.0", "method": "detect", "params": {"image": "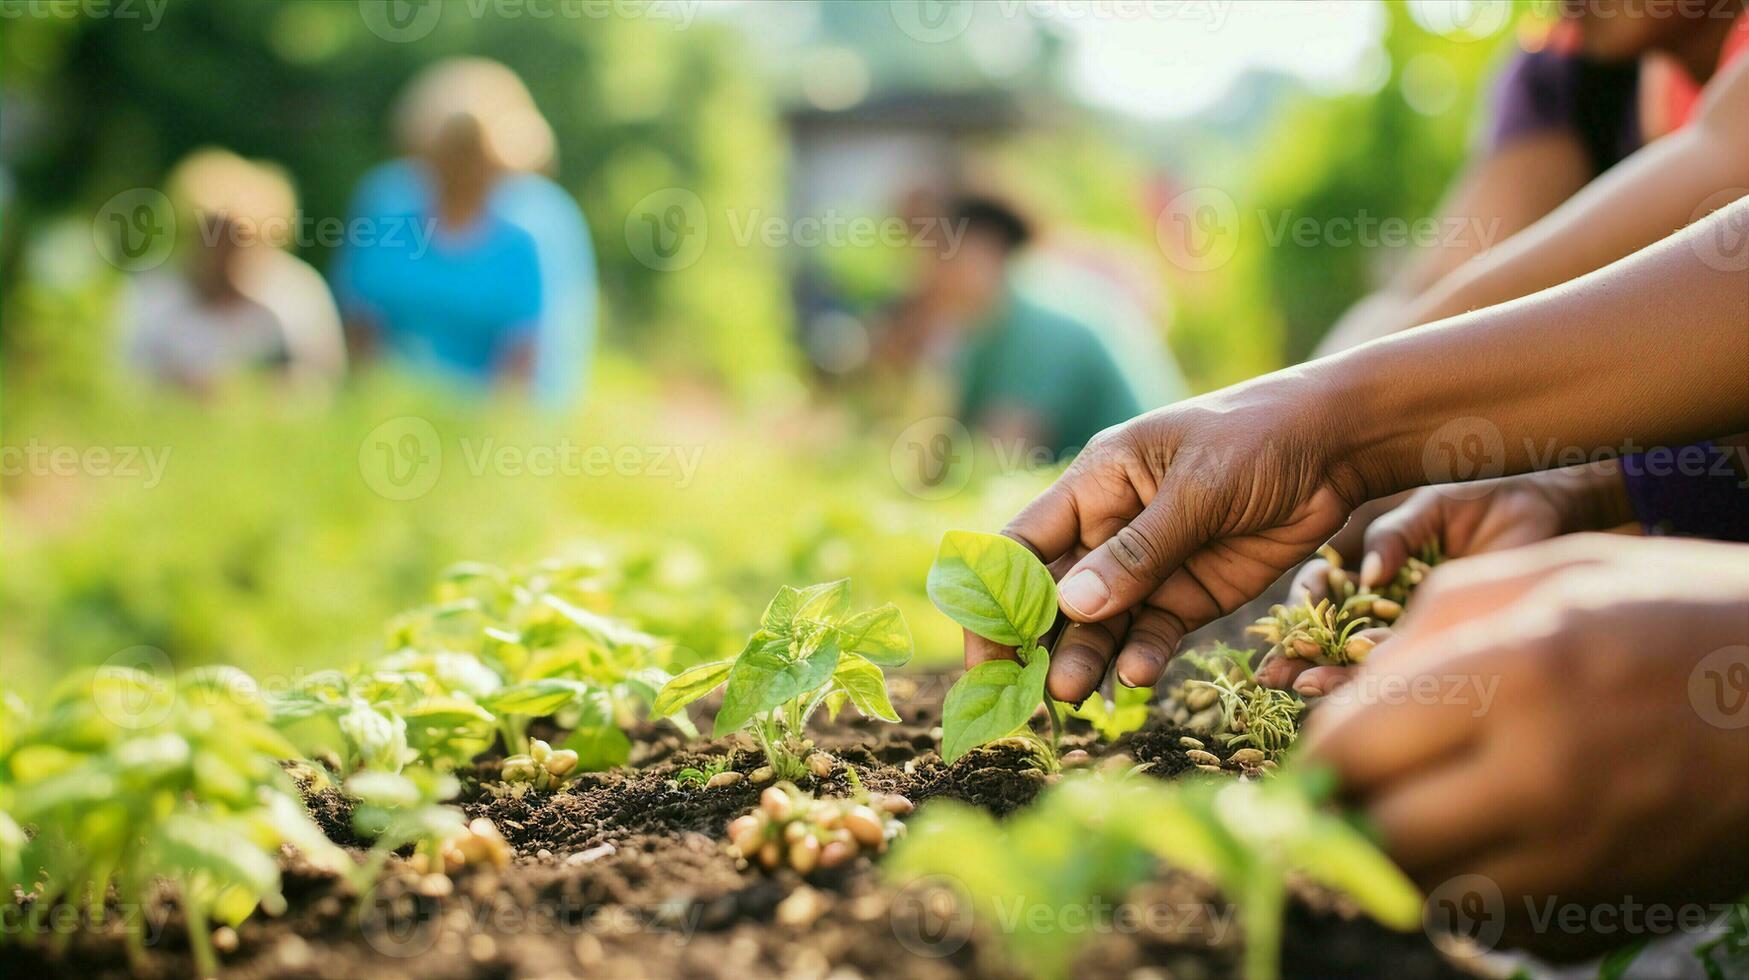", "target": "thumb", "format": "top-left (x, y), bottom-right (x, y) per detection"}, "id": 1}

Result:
top-left (1055, 487), bottom-right (1199, 622)
top-left (1360, 492), bottom-right (1440, 590)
